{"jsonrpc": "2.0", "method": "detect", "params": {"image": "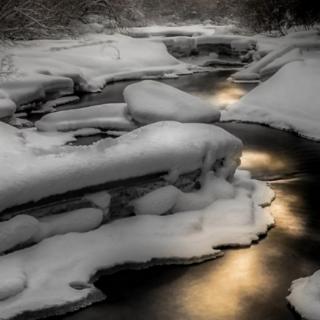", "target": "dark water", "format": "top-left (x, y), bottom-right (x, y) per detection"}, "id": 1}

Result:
top-left (55, 72), bottom-right (320, 320)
